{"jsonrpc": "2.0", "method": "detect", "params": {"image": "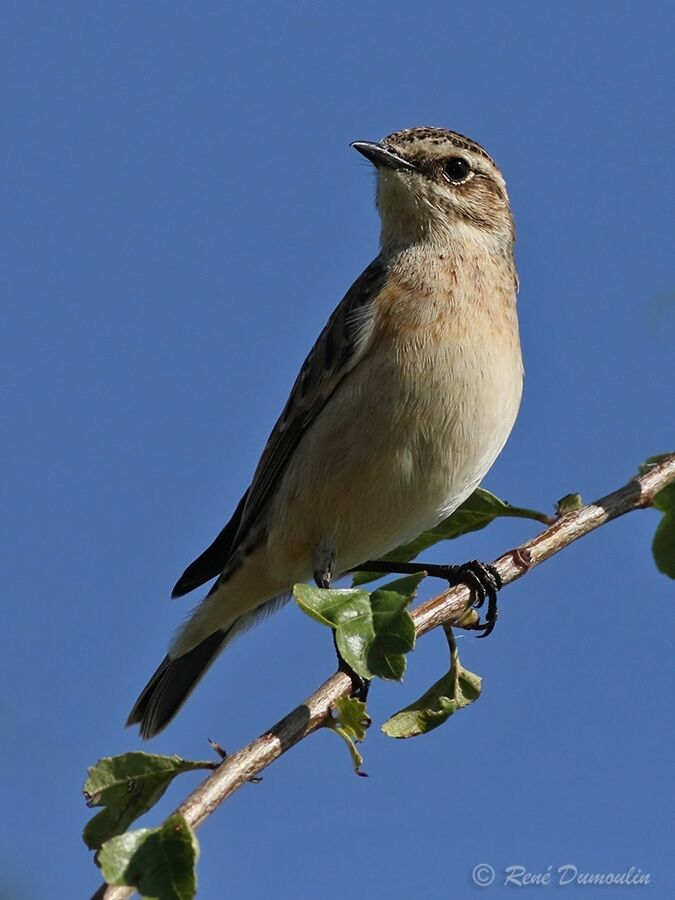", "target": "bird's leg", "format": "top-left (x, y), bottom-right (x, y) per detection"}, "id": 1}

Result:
top-left (314, 549), bottom-right (335, 591)
top-left (331, 631), bottom-right (370, 704)
top-left (352, 559), bottom-right (503, 638)
top-left (314, 556), bottom-right (370, 703)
